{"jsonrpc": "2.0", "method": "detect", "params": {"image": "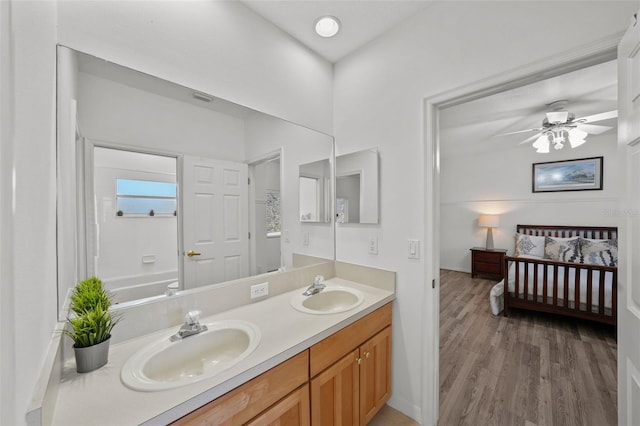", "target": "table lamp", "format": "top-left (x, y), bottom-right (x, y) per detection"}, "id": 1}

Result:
top-left (478, 214), bottom-right (500, 250)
